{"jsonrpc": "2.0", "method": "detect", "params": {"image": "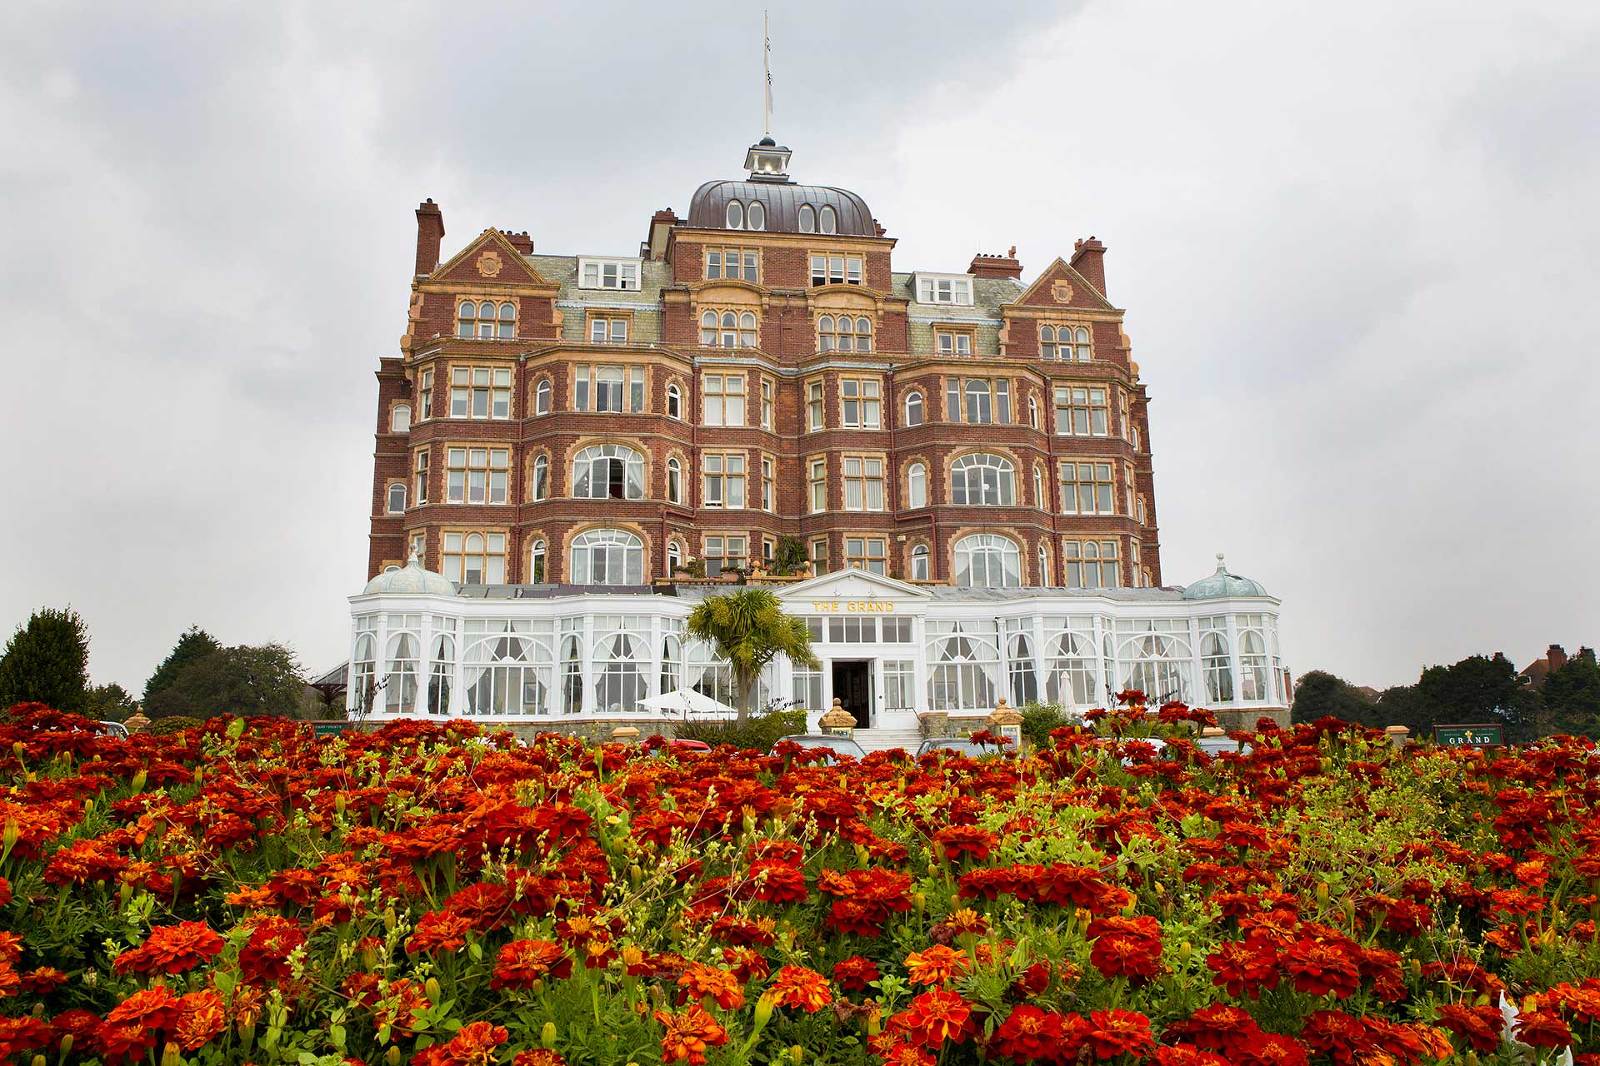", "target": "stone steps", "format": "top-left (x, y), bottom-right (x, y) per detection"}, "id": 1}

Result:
top-left (853, 728), bottom-right (924, 754)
